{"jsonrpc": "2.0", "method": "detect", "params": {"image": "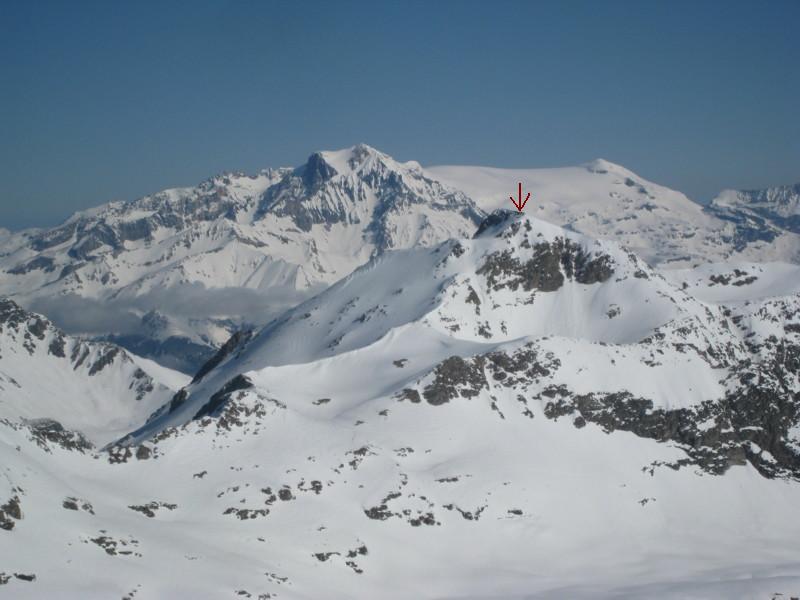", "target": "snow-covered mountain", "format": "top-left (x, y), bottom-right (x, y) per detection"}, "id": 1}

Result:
top-left (0, 145), bottom-right (484, 371)
top-left (1, 207), bottom-right (800, 597)
top-left (428, 161), bottom-right (800, 267)
top-left (0, 299), bottom-right (188, 446)
top-left (707, 183), bottom-right (800, 248)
